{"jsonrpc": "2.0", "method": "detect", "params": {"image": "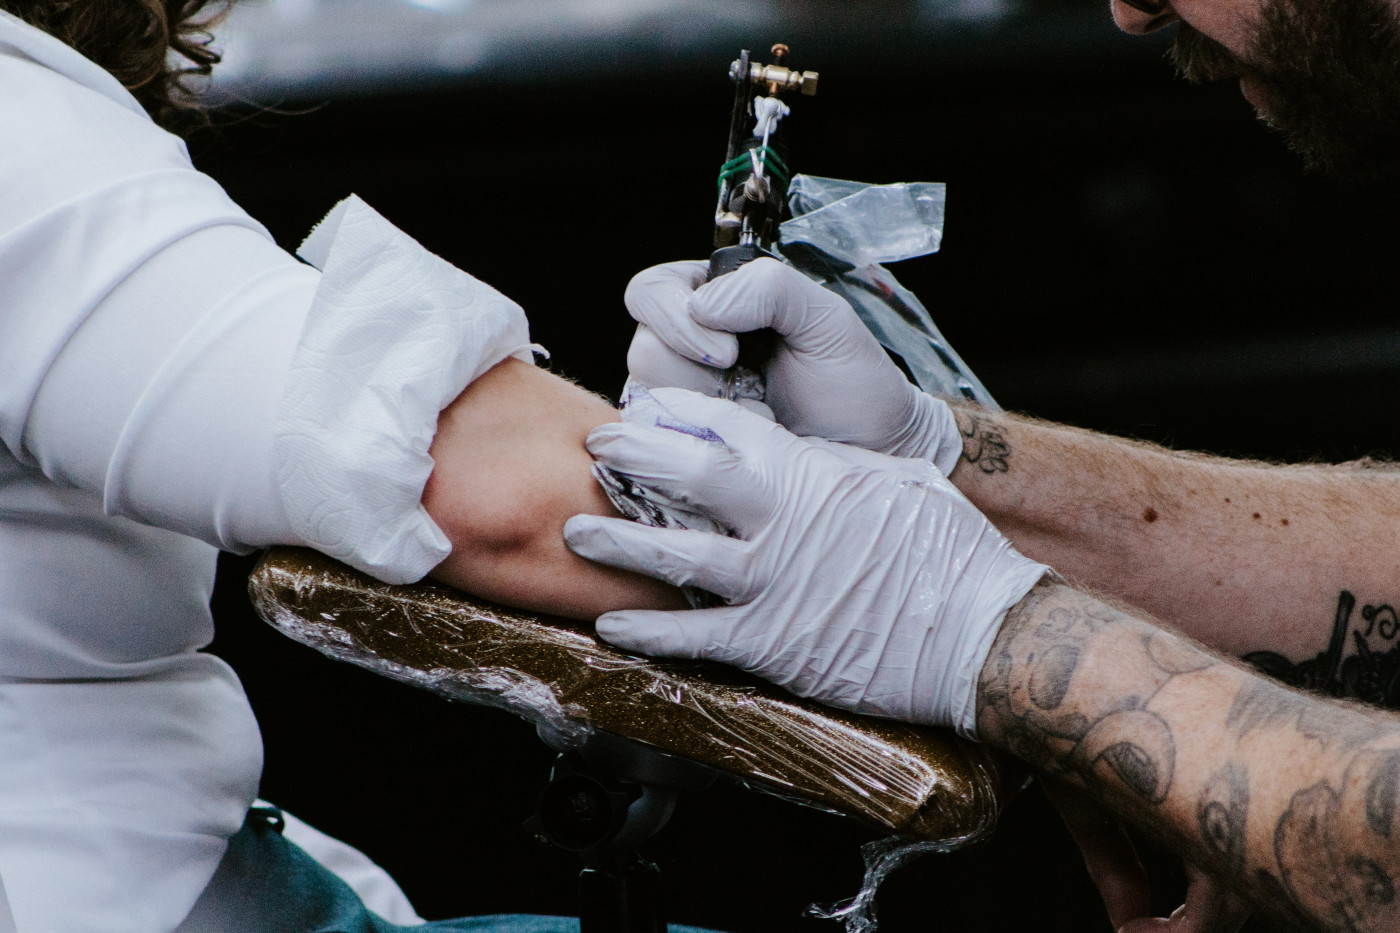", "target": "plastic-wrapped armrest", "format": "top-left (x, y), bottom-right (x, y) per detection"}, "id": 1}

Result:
top-left (248, 546), bottom-right (1010, 842)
